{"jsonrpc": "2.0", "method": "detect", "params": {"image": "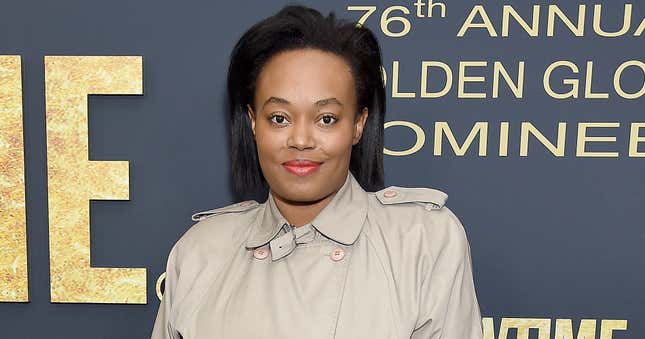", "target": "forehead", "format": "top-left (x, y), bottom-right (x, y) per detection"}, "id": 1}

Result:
top-left (254, 49), bottom-right (356, 107)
